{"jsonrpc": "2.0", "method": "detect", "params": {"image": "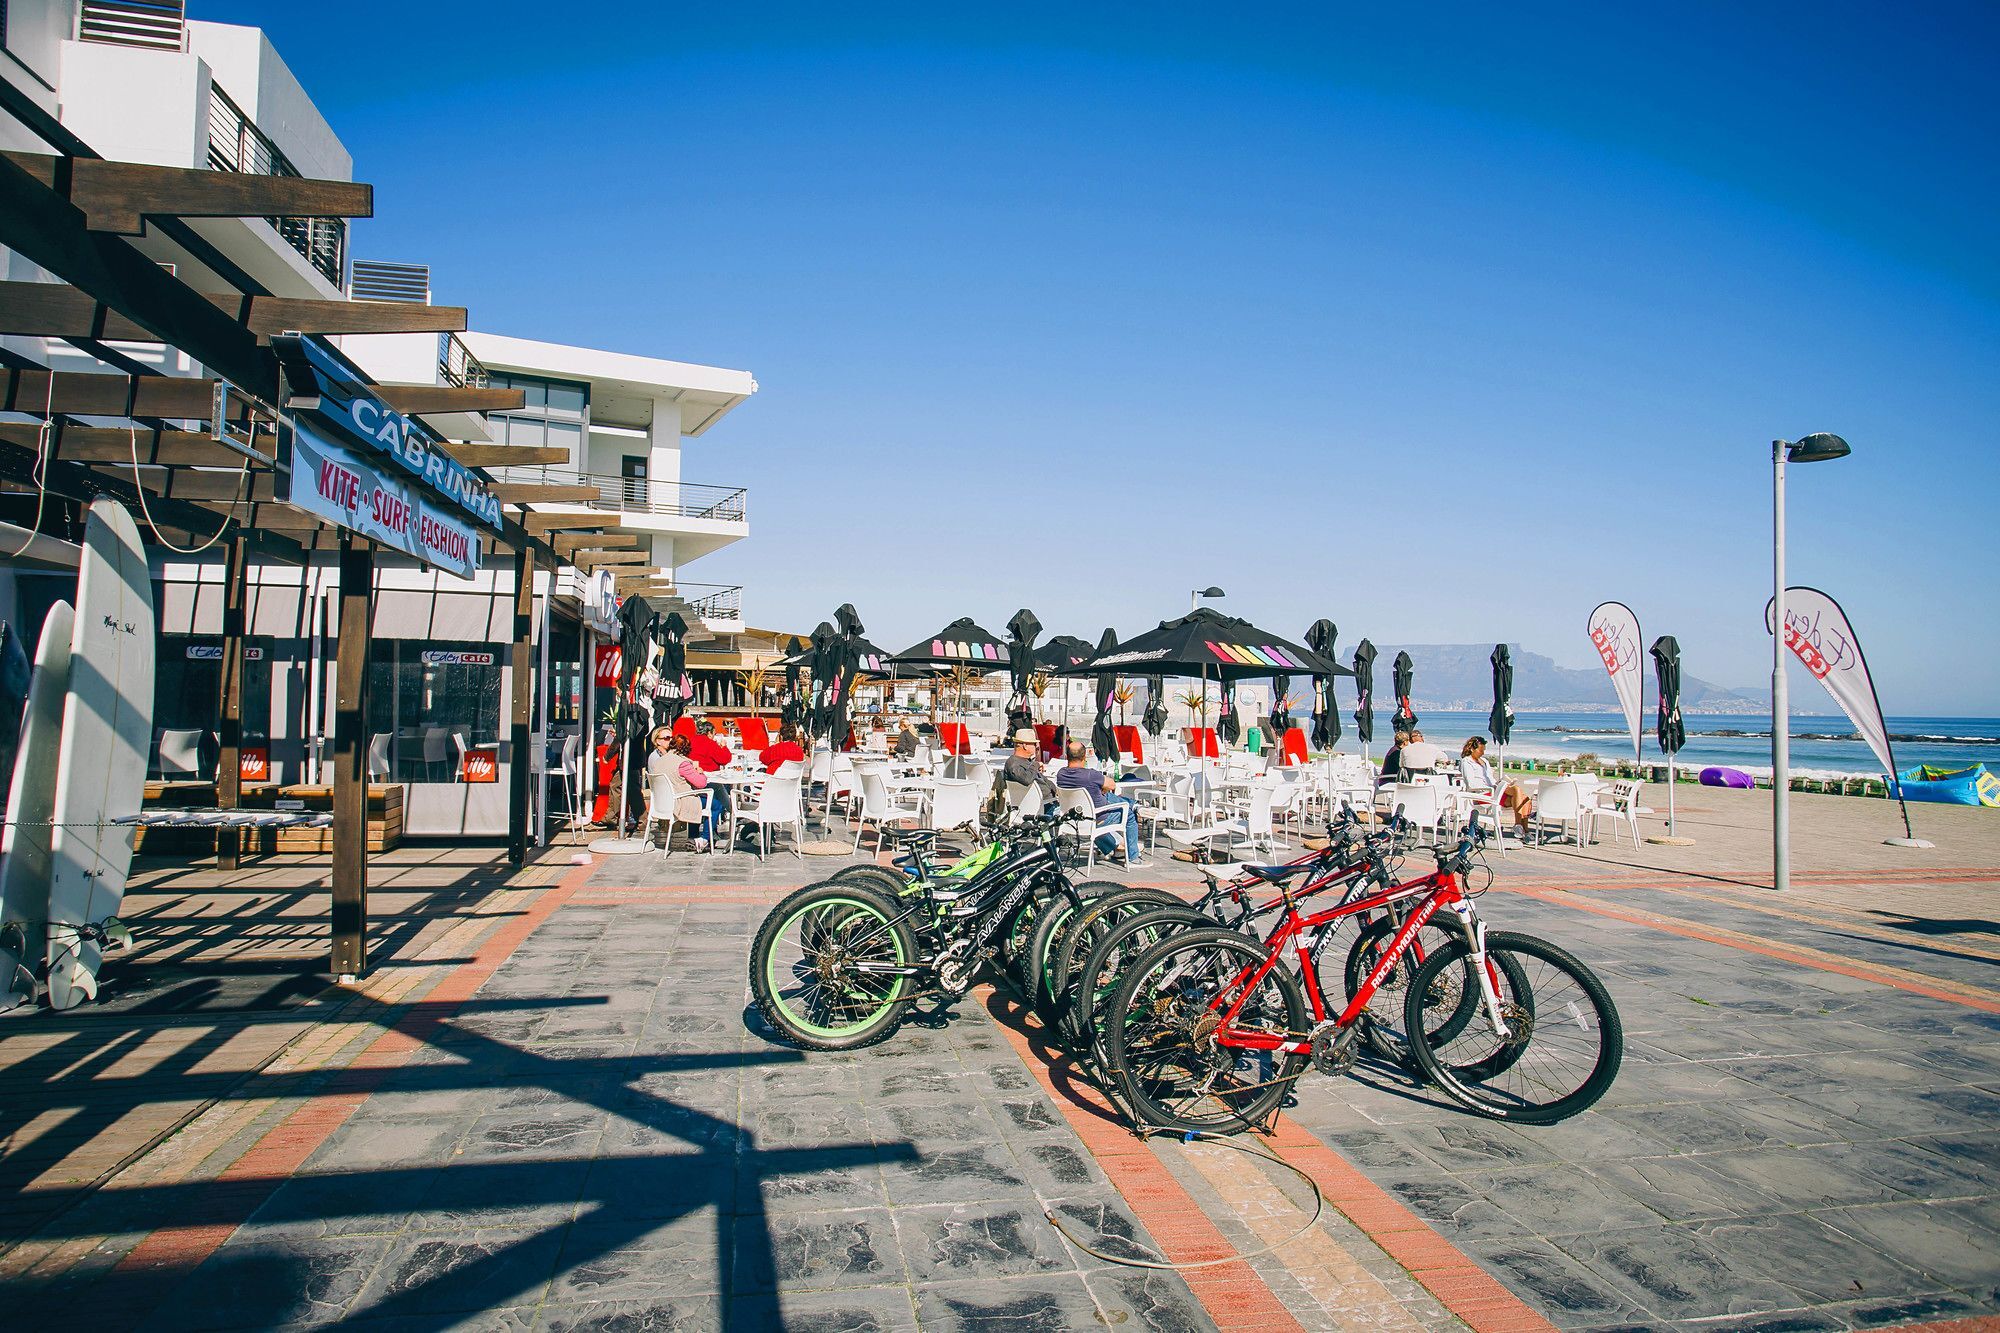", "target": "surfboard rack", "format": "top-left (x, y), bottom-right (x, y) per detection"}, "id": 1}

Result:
top-left (112, 810), bottom-right (333, 829)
